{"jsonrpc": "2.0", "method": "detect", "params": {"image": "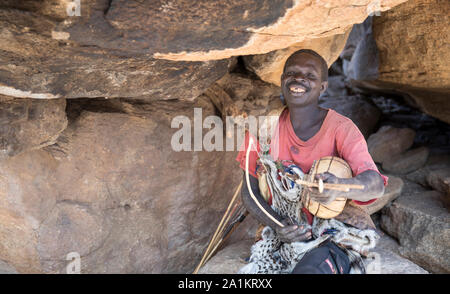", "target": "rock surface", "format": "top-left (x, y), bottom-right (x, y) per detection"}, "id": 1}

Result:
top-left (381, 191), bottom-right (450, 273)
top-left (382, 147), bottom-right (429, 174)
top-left (0, 6), bottom-right (232, 100)
top-left (0, 96), bottom-right (67, 159)
top-left (349, 0), bottom-right (450, 123)
top-left (0, 260), bottom-right (17, 274)
top-left (71, 0), bottom-right (404, 61)
top-left (405, 154), bottom-right (450, 187)
top-left (367, 126), bottom-right (416, 163)
top-left (214, 73), bottom-right (283, 118)
top-left (0, 97), bottom-right (243, 273)
top-left (367, 233), bottom-right (428, 274)
top-left (0, 0), bottom-right (407, 100)
top-left (426, 167), bottom-right (450, 209)
top-left (427, 168), bottom-right (450, 196)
